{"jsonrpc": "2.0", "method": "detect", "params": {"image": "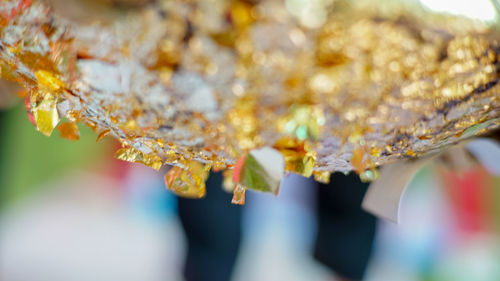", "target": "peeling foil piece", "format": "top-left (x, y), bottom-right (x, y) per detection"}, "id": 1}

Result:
top-left (32, 93), bottom-right (59, 136)
top-left (235, 147), bottom-right (285, 195)
top-left (273, 137), bottom-right (316, 177)
top-left (231, 184), bottom-right (246, 205)
top-left (362, 157), bottom-right (432, 223)
top-left (164, 161), bottom-right (211, 198)
top-left (57, 121), bottom-right (80, 141)
top-left (313, 170), bottom-right (331, 184)
top-left (115, 146), bottom-right (163, 171)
